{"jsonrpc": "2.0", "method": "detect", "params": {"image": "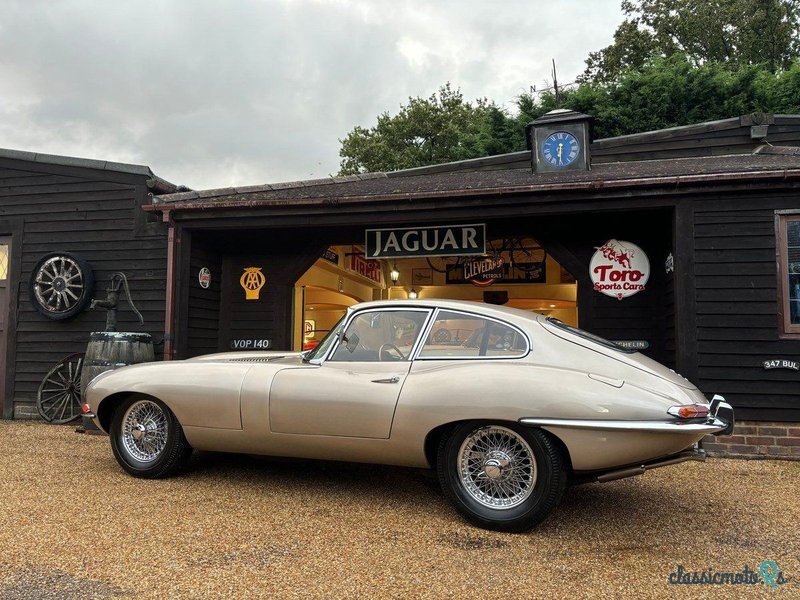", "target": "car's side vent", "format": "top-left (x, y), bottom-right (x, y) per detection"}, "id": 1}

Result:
top-left (228, 357), bottom-right (276, 363)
